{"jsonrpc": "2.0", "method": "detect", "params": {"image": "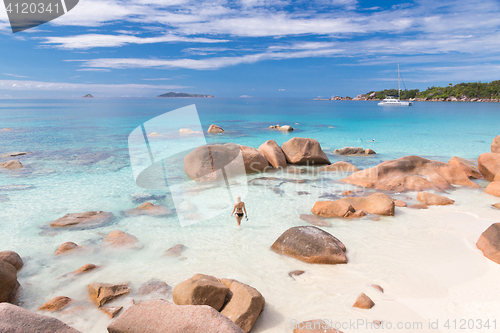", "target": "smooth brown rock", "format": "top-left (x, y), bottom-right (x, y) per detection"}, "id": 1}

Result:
top-left (316, 193), bottom-right (395, 217)
top-left (107, 299), bottom-right (244, 333)
top-left (138, 279), bottom-right (171, 296)
top-left (409, 204), bottom-right (428, 209)
top-left (55, 242), bottom-right (81, 255)
top-left (240, 145), bottom-right (270, 173)
top-left (39, 296), bottom-right (73, 312)
top-left (73, 264), bottom-right (99, 275)
top-left (281, 137), bottom-right (330, 165)
top-left (478, 153), bottom-right (500, 181)
top-left (270, 226), bottom-right (347, 265)
top-left (493, 203), bottom-right (500, 209)
top-left (0, 251), bottom-right (23, 271)
top-left (393, 200), bottom-right (407, 207)
top-left (173, 274), bottom-right (229, 311)
top-left (477, 223), bottom-right (500, 265)
top-left (100, 306), bottom-right (123, 318)
top-left (0, 260), bottom-right (18, 303)
top-left (342, 155), bottom-right (479, 191)
top-left (279, 125), bottom-right (294, 131)
top-left (123, 202), bottom-right (171, 217)
top-left (207, 124), bottom-right (225, 133)
top-left (288, 270), bottom-right (305, 278)
top-left (0, 160), bottom-right (23, 170)
top-left (448, 156), bottom-right (482, 179)
top-left (164, 244), bottom-right (186, 257)
top-left (365, 148), bottom-right (376, 155)
top-left (311, 201), bottom-right (356, 218)
top-left (220, 279), bottom-right (265, 332)
top-left (50, 211), bottom-right (114, 229)
top-left (319, 161), bottom-right (360, 173)
top-left (371, 284), bottom-right (384, 293)
top-left (0, 303), bottom-right (81, 333)
top-left (88, 283), bottom-right (131, 307)
top-left (258, 140), bottom-right (288, 169)
top-left (299, 214), bottom-right (332, 227)
top-left (485, 181), bottom-right (500, 197)
top-left (353, 293), bottom-right (375, 309)
top-left (335, 147), bottom-right (365, 155)
top-left (293, 319), bottom-right (343, 333)
top-left (492, 135), bottom-right (500, 153)
top-left (417, 192), bottom-right (454, 206)
top-left (101, 230), bottom-right (141, 249)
